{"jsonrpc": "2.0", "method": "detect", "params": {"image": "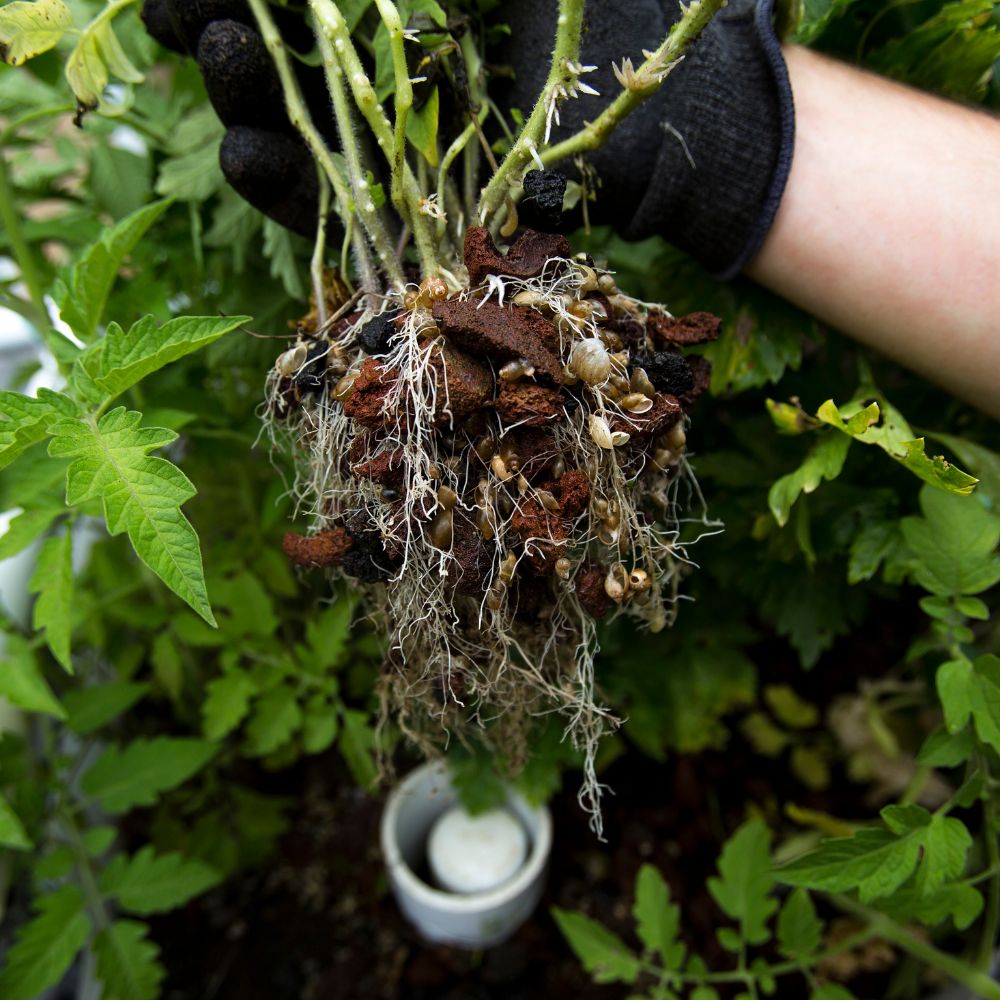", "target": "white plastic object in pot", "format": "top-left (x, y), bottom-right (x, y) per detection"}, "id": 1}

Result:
top-left (380, 760), bottom-right (552, 949)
